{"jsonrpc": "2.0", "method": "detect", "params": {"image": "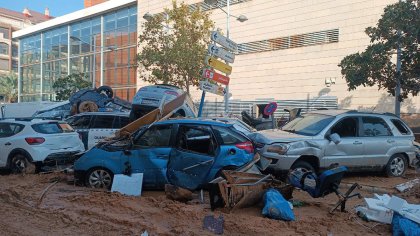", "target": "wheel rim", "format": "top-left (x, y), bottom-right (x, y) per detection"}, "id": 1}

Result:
top-left (13, 158), bottom-right (26, 172)
top-left (88, 169), bottom-right (112, 188)
top-left (390, 157), bottom-right (405, 176)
